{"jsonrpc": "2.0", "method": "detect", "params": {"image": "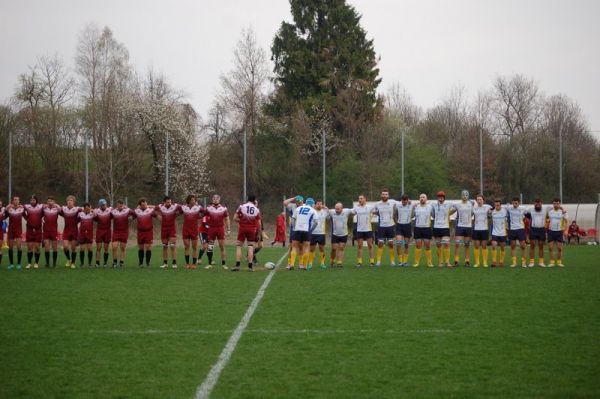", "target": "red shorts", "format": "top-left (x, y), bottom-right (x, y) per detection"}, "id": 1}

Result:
top-left (26, 226), bottom-right (42, 243)
top-left (182, 226), bottom-right (198, 240)
top-left (208, 226), bottom-right (225, 241)
top-left (78, 229), bottom-right (94, 244)
top-left (96, 228), bottom-right (111, 244)
top-left (237, 227), bottom-right (258, 243)
top-left (161, 226), bottom-right (177, 241)
top-left (112, 230), bottom-right (129, 244)
top-left (43, 230), bottom-right (58, 241)
top-left (63, 228), bottom-right (78, 242)
top-left (8, 228), bottom-right (23, 240)
top-left (137, 230), bottom-right (153, 246)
